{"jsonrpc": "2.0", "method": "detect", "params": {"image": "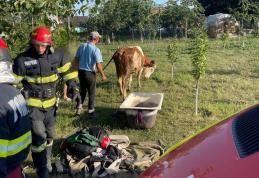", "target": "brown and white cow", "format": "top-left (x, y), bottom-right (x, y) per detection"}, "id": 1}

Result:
top-left (104, 46), bottom-right (156, 99)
